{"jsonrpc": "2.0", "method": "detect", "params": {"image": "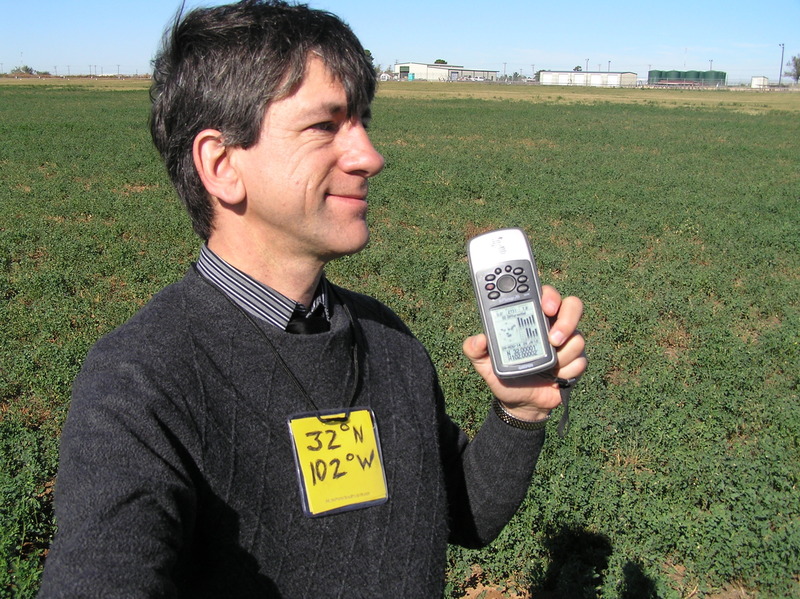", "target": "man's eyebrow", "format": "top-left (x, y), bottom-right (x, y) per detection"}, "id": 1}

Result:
top-left (316, 102), bottom-right (347, 117)
top-left (304, 102), bottom-right (372, 123)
